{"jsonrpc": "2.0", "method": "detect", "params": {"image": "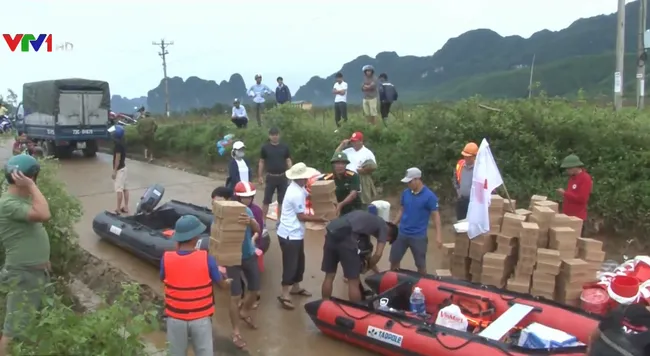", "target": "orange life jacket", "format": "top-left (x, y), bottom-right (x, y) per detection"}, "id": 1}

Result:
top-left (455, 159), bottom-right (465, 184)
top-left (163, 250), bottom-right (215, 321)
